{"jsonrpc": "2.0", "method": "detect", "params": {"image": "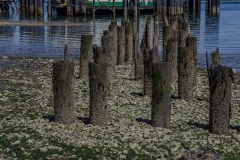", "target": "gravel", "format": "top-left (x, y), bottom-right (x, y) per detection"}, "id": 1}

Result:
top-left (0, 56), bottom-right (240, 159)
